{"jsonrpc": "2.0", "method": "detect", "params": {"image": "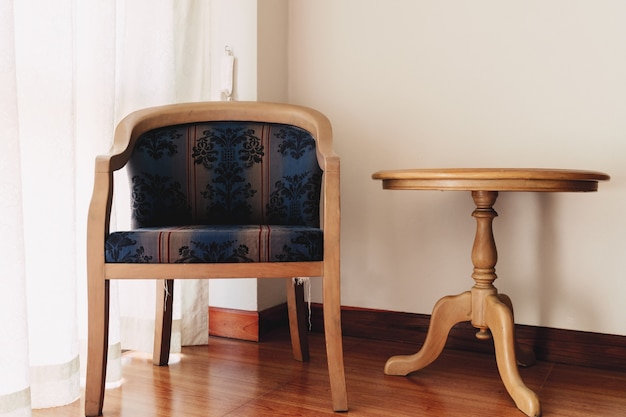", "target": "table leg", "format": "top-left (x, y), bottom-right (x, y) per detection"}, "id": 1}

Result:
top-left (384, 291), bottom-right (471, 376)
top-left (485, 294), bottom-right (541, 417)
top-left (498, 293), bottom-right (536, 367)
